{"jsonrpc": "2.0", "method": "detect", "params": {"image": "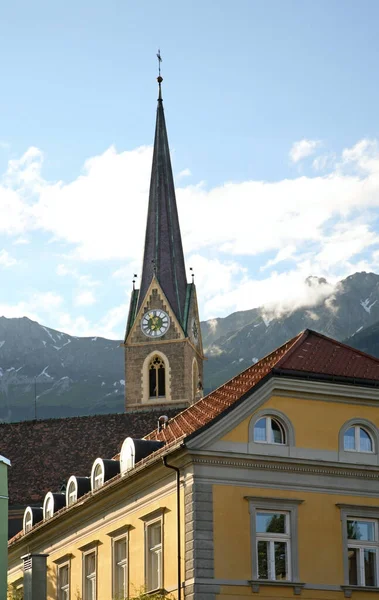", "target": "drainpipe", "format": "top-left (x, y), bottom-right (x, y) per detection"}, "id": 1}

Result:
top-left (163, 457), bottom-right (181, 600)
